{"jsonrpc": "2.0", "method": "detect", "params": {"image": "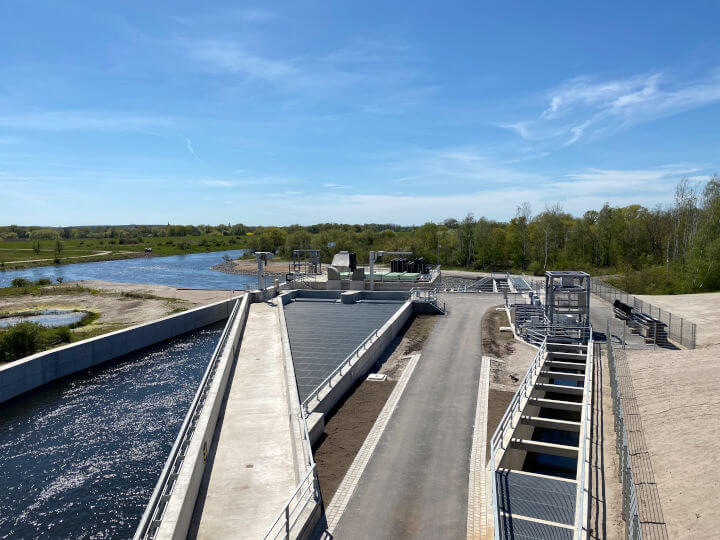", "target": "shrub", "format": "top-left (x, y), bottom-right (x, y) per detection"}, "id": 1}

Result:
top-left (0, 322), bottom-right (73, 363)
top-left (35, 278), bottom-right (52, 286)
top-left (11, 278), bottom-right (31, 287)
